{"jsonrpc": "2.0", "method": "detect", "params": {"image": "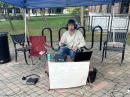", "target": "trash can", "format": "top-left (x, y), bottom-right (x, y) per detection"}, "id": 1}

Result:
top-left (0, 32), bottom-right (11, 64)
